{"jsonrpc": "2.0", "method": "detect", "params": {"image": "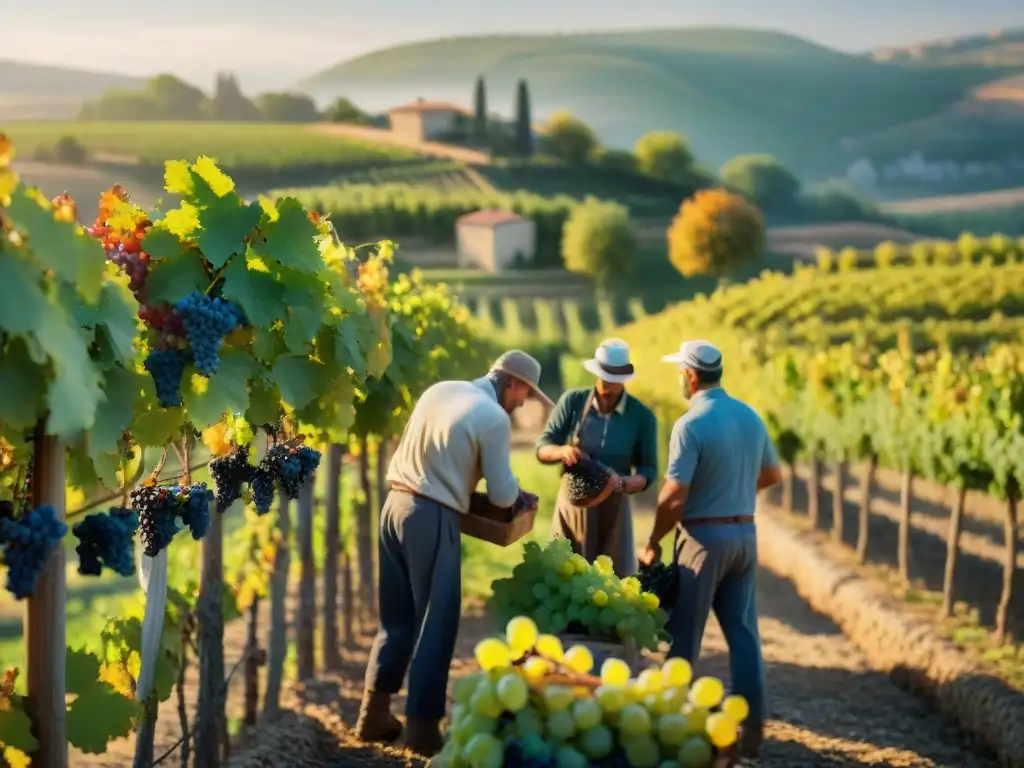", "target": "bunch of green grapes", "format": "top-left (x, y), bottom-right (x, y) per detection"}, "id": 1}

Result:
top-left (432, 616), bottom-right (748, 768)
top-left (490, 539), bottom-right (669, 651)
